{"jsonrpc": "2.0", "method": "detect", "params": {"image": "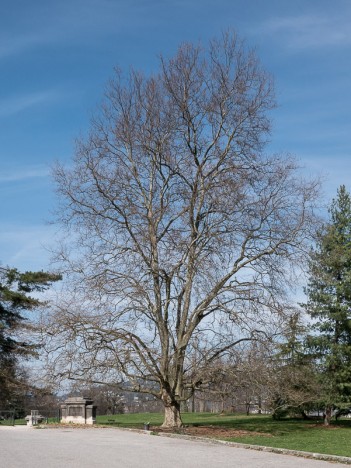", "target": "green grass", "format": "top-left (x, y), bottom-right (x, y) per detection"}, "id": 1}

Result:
top-left (15, 418), bottom-right (26, 425)
top-left (97, 412), bottom-right (164, 428)
top-left (97, 412), bottom-right (351, 457)
top-left (0, 419), bottom-right (15, 426)
top-left (221, 416), bottom-right (351, 458)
